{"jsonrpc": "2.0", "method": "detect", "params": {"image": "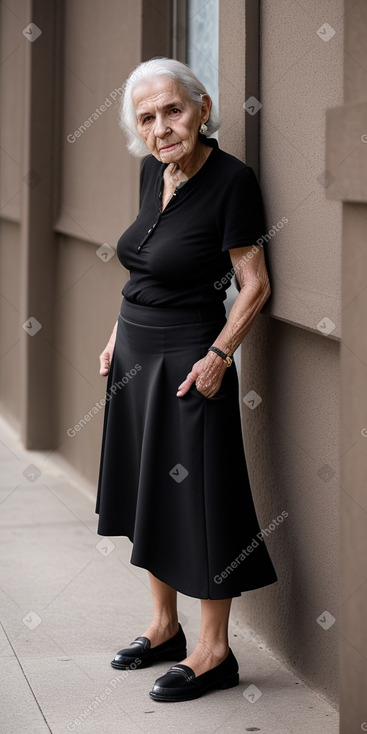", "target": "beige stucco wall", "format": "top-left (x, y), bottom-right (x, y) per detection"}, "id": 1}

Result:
top-left (327, 1), bottom-right (367, 727)
top-left (52, 0), bottom-right (141, 482)
top-left (0, 220), bottom-right (22, 429)
top-left (0, 0), bottom-right (25, 432)
top-left (236, 315), bottom-right (339, 703)
top-left (52, 234), bottom-right (124, 483)
top-left (225, 0), bottom-right (342, 704)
